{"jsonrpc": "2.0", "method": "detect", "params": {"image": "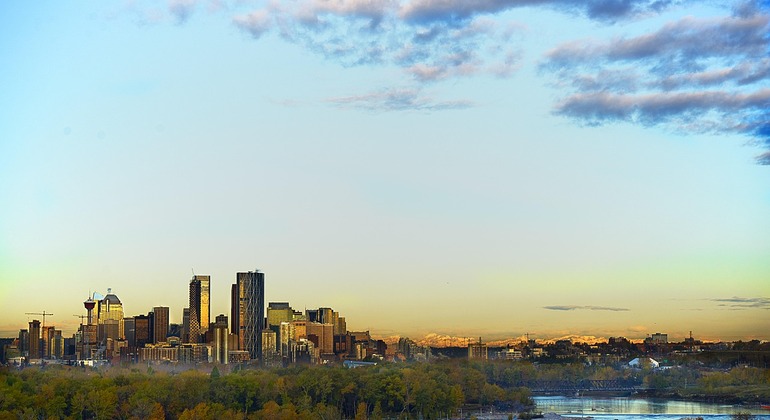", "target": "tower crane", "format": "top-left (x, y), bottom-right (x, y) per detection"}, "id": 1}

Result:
top-left (25, 311), bottom-right (54, 329)
top-left (73, 314), bottom-right (87, 325)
